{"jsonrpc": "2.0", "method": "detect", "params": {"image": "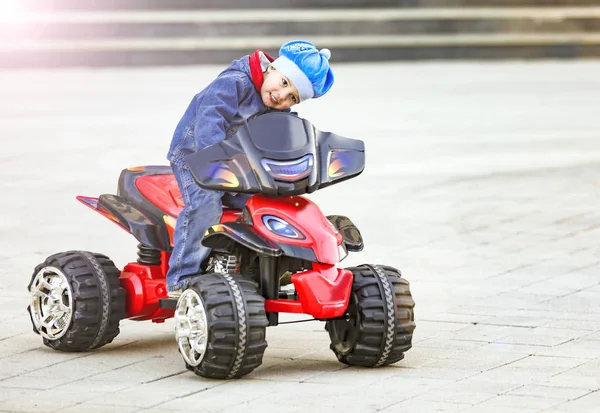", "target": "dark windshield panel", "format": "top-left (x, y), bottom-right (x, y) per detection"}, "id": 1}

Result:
top-left (184, 112), bottom-right (365, 196)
